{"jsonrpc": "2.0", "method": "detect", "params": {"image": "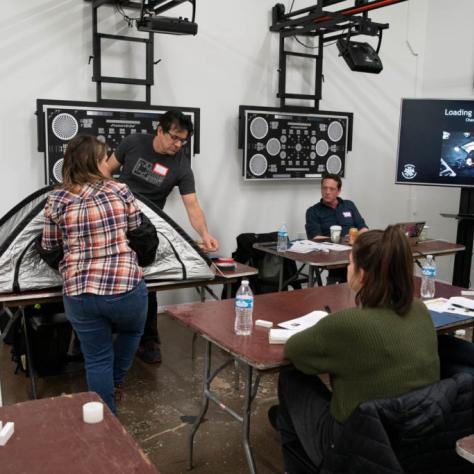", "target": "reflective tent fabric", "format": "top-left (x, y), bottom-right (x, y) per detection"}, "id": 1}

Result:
top-left (0, 186), bottom-right (213, 294)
